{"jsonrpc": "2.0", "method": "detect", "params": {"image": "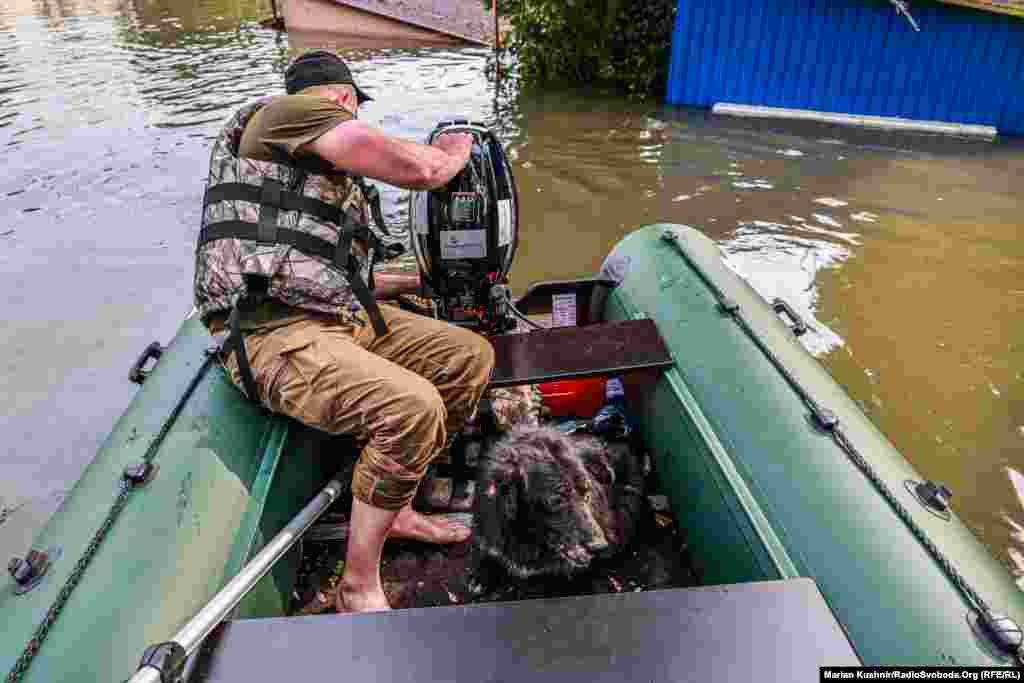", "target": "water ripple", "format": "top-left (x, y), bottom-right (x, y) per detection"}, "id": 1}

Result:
top-left (721, 220), bottom-right (853, 356)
